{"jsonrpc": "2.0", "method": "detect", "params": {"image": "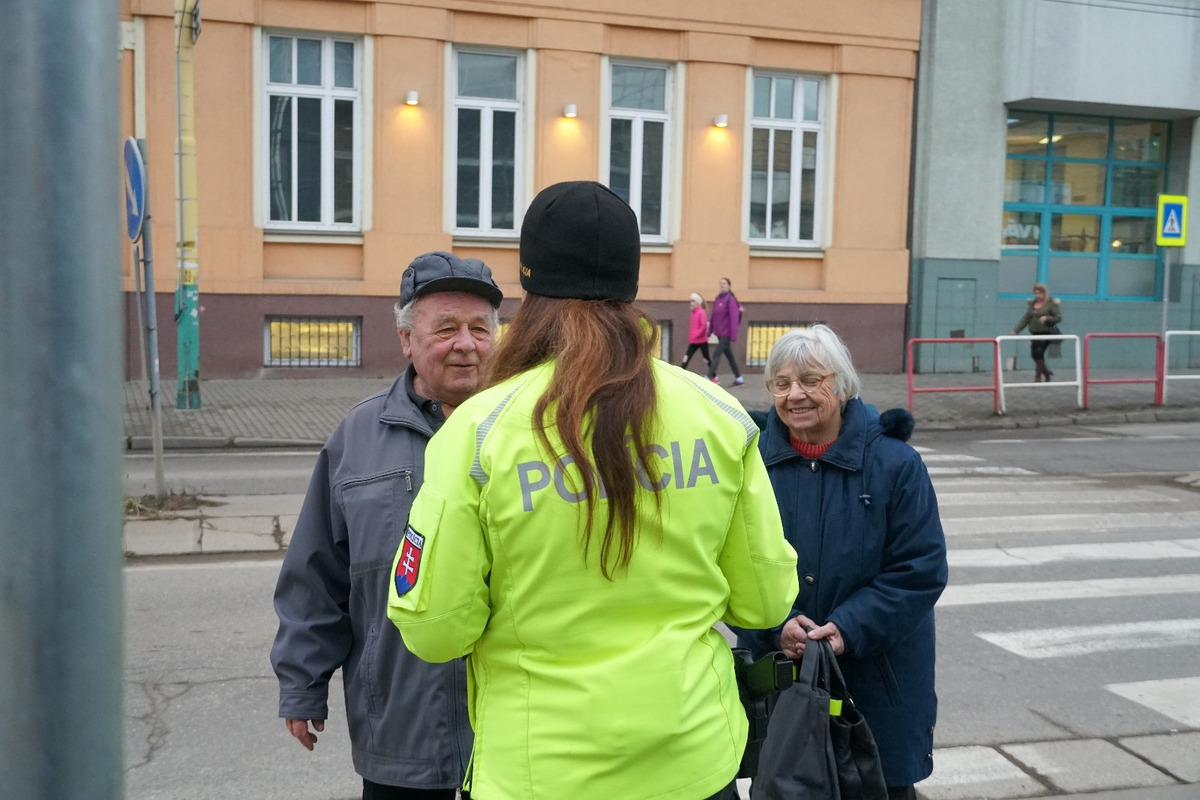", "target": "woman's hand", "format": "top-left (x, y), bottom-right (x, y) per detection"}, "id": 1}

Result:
top-left (779, 615), bottom-right (845, 658)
